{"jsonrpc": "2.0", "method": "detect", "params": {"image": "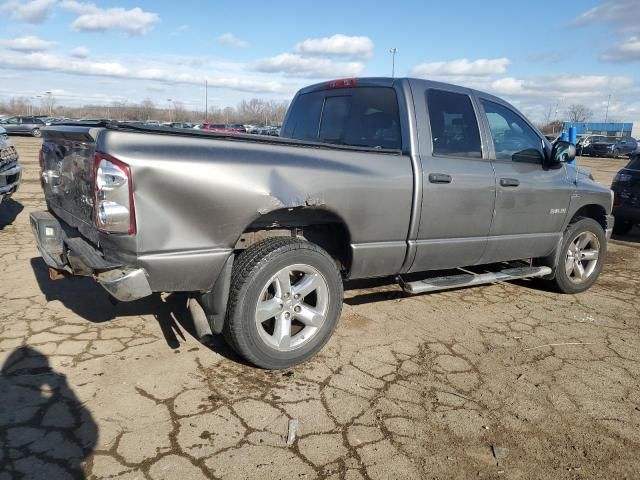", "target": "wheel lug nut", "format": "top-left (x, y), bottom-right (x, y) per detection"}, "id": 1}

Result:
top-left (294, 306), bottom-right (301, 313)
top-left (279, 303), bottom-right (284, 310)
top-left (294, 294), bottom-right (300, 300)
top-left (284, 312), bottom-right (291, 319)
